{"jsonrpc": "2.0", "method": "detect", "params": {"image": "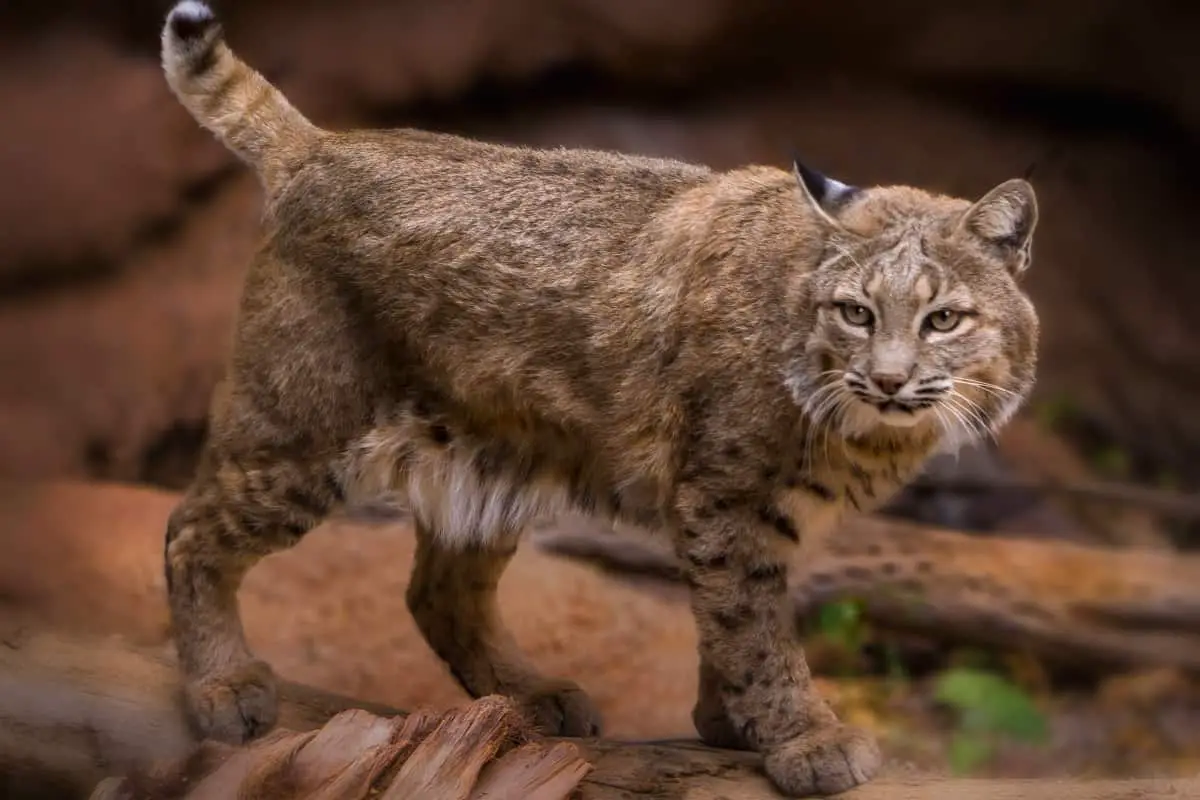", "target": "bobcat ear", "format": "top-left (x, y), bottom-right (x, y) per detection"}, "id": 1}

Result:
top-left (959, 178), bottom-right (1038, 275)
top-left (792, 158), bottom-right (859, 226)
